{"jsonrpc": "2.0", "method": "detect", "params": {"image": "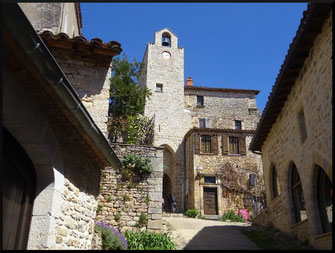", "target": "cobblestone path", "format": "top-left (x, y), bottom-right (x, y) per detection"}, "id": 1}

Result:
top-left (162, 216), bottom-right (261, 250)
